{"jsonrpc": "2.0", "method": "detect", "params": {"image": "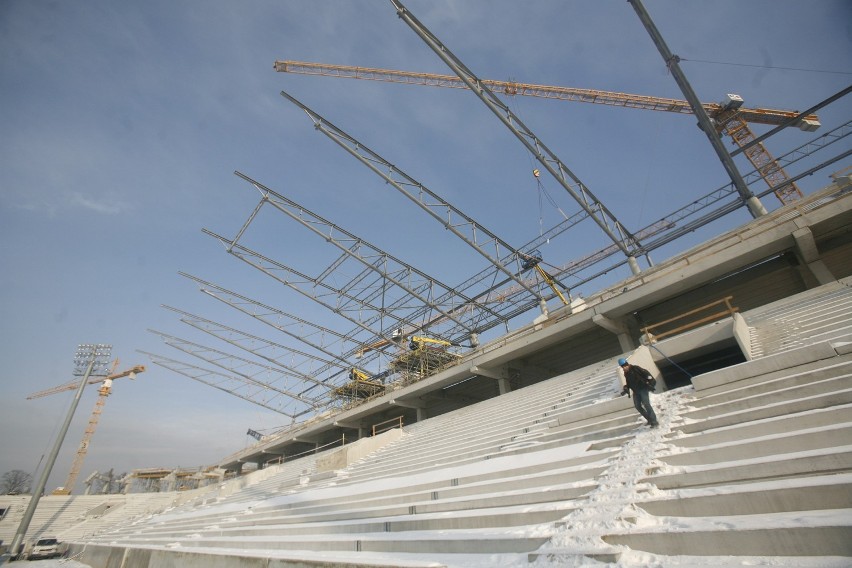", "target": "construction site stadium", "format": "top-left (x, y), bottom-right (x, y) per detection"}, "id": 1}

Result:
top-left (3, 1), bottom-right (852, 566)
